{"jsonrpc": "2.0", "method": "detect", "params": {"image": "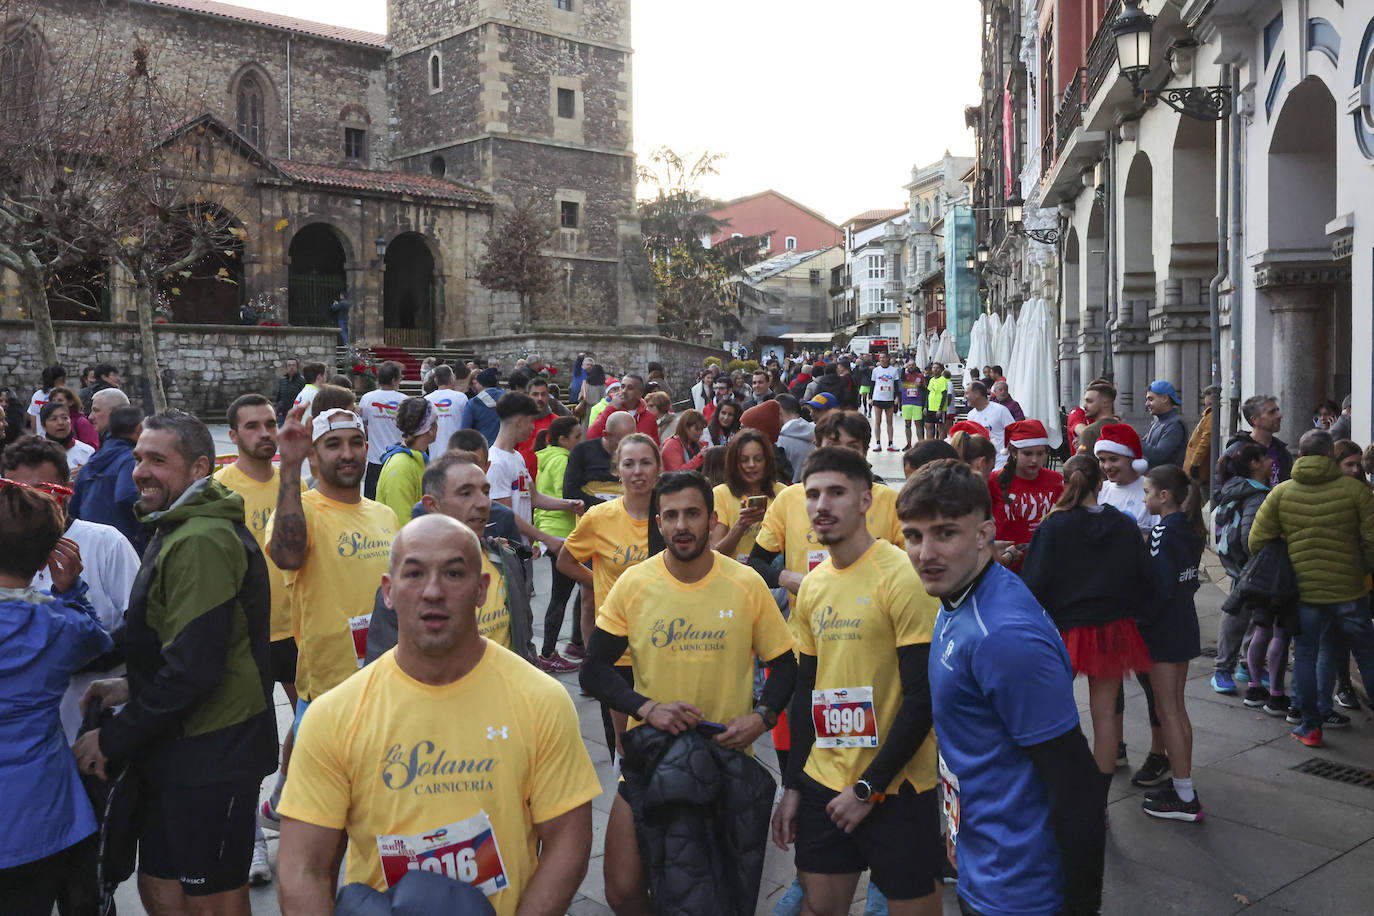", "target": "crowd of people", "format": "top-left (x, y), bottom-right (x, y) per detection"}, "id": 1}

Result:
top-left (1, 347), bottom-right (1372, 916)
